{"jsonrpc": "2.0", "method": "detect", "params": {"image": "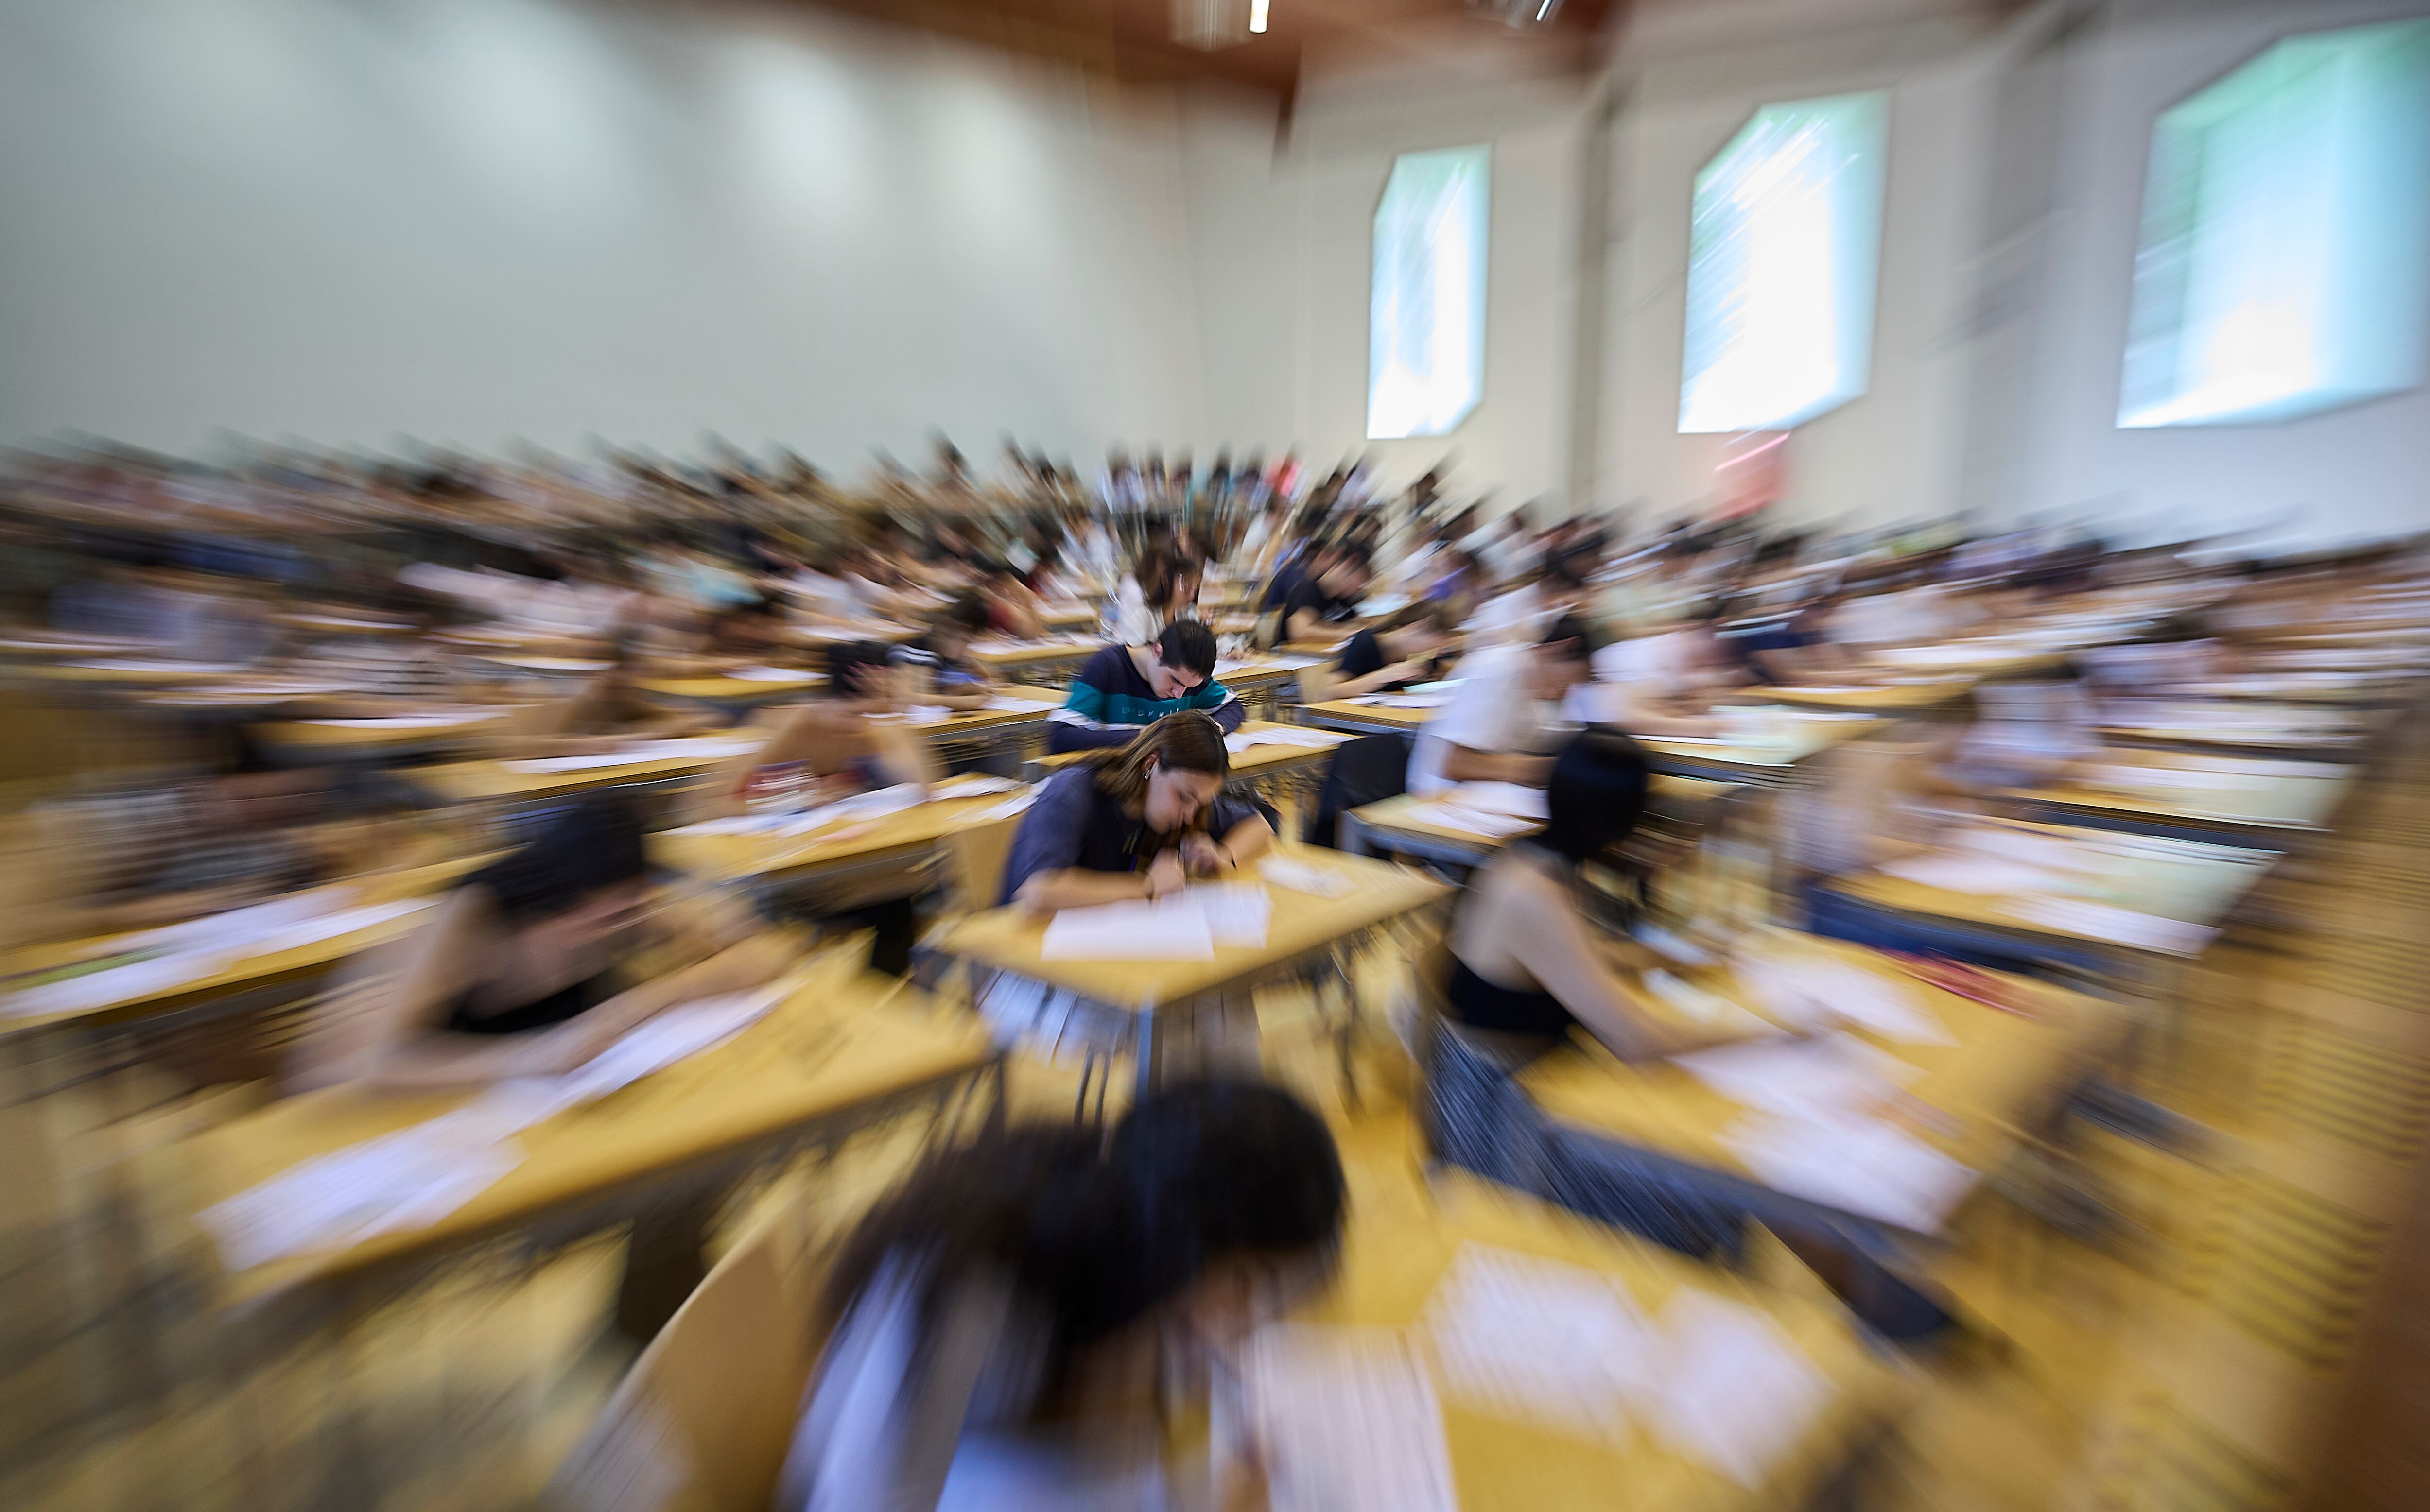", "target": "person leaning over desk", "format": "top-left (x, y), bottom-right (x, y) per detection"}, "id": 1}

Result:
top-left (1404, 614), bottom-right (1599, 796)
top-left (1046, 619), bottom-right (1243, 755)
top-left (999, 713), bottom-right (1274, 910)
